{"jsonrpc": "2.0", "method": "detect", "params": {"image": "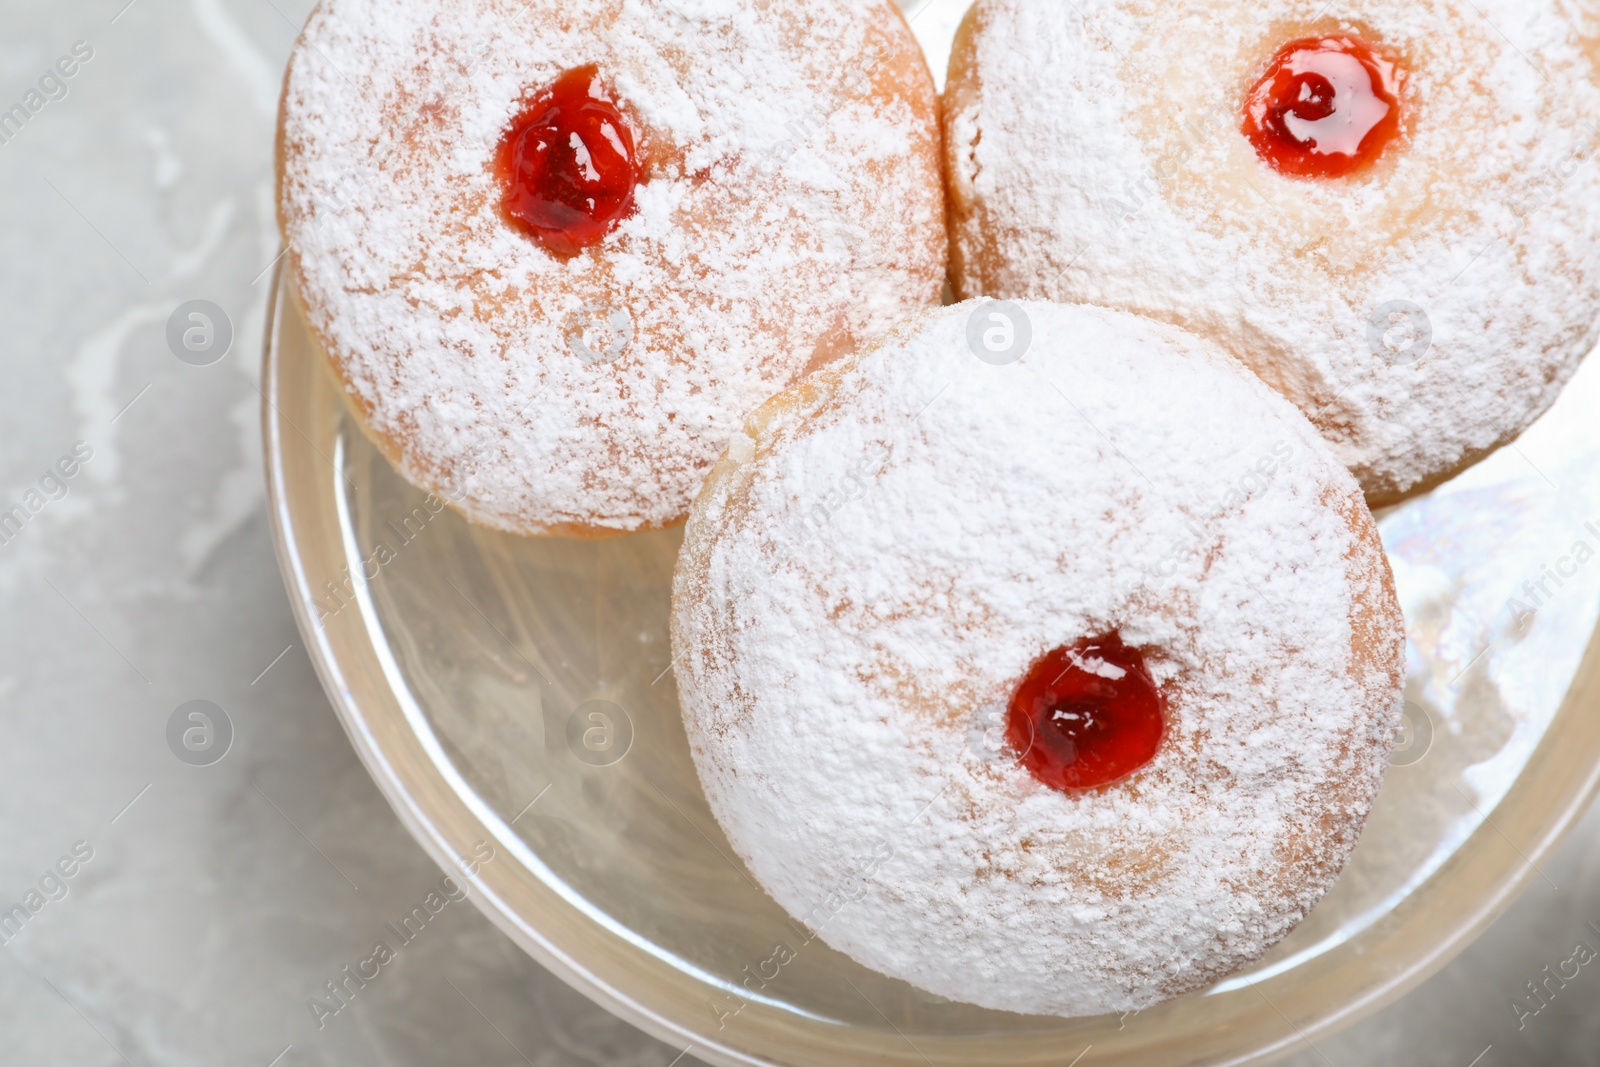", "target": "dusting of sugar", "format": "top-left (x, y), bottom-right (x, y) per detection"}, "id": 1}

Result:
top-left (945, 0), bottom-right (1600, 504)
top-left (1076, 654), bottom-right (1125, 681)
top-left (278, 0), bottom-right (943, 534)
top-left (672, 301), bottom-right (1405, 1016)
